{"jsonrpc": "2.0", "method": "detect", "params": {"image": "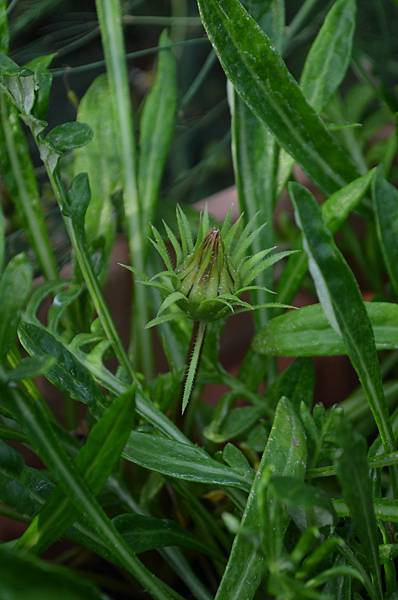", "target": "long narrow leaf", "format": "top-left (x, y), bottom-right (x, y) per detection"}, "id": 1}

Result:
top-left (290, 182), bottom-right (396, 460)
top-left (214, 398), bottom-right (307, 600)
top-left (197, 0), bottom-right (359, 195)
